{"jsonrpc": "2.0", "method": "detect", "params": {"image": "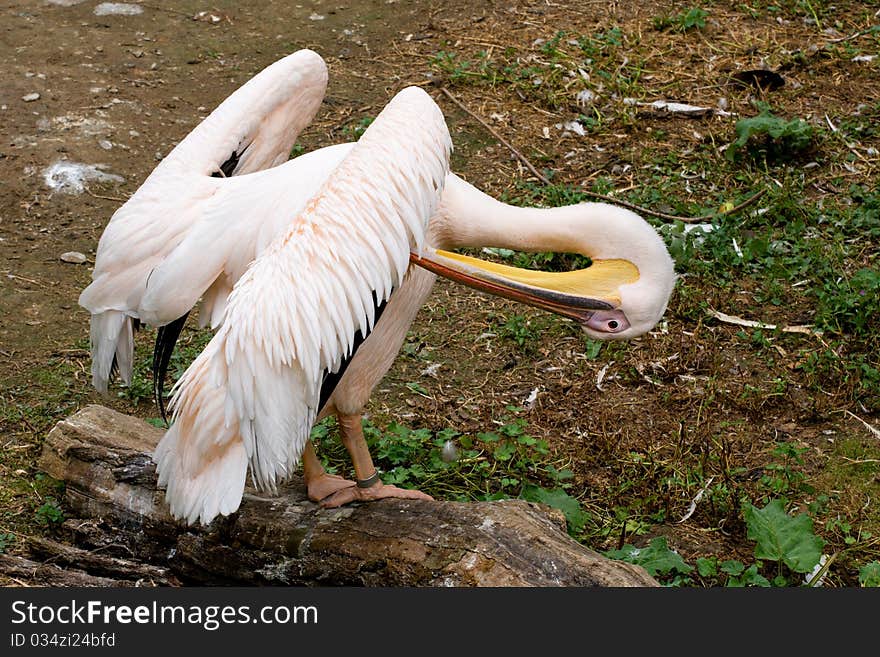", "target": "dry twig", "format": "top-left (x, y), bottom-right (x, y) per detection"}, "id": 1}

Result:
top-left (581, 188), bottom-right (767, 224)
top-left (83, 185), bottom-right (125, 203)
top-left (843, 410), bottom-right (880, 440)
top-left (708, 309), bottom-right (823, 336)
top-left (438, 87), bottom-right (550, 185)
